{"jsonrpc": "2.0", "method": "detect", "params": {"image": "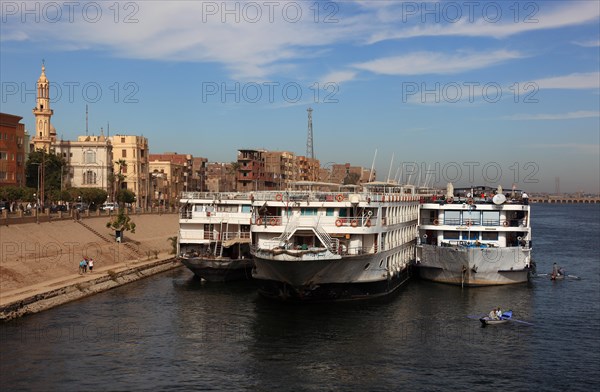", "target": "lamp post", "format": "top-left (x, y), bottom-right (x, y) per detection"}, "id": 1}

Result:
top-left (31, 162), bottom-right (41, 223)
